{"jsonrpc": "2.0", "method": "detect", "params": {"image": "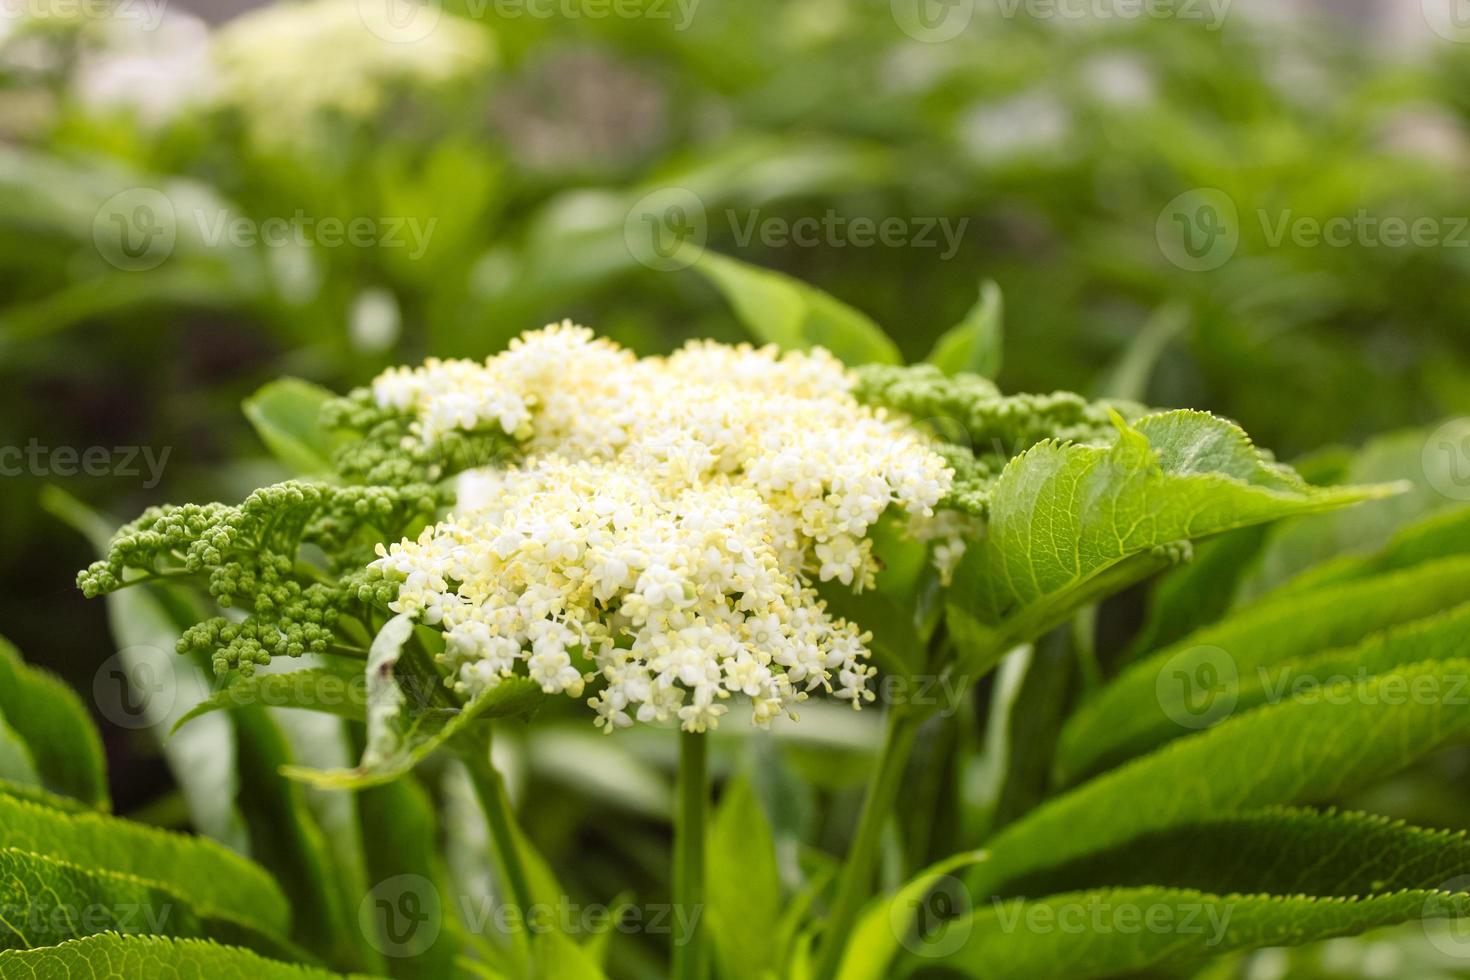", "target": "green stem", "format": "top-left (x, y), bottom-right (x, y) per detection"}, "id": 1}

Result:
top-left (671, 730), bottom-right (709, 980)
top-left (813, 707), bottom-right (925, 980)
top-left (461, 734), bottom-right (535, 950)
